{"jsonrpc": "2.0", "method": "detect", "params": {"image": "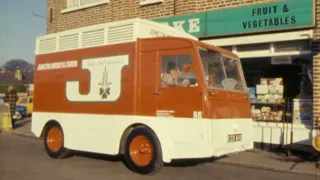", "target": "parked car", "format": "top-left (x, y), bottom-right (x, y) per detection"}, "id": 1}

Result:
top-left (13, 95), bottom-right (33, 120)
